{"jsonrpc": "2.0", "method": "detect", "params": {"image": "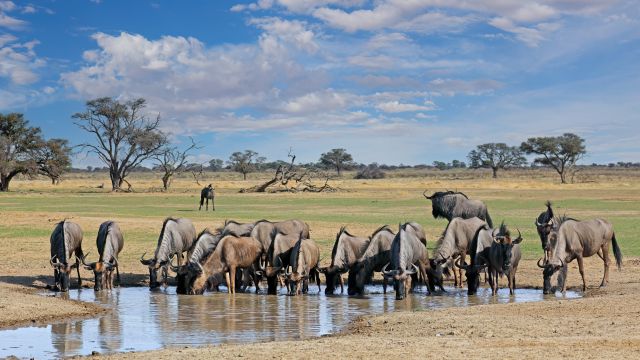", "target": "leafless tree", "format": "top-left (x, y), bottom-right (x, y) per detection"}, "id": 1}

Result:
top-left (154, 137), bottom-right (200, 191)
